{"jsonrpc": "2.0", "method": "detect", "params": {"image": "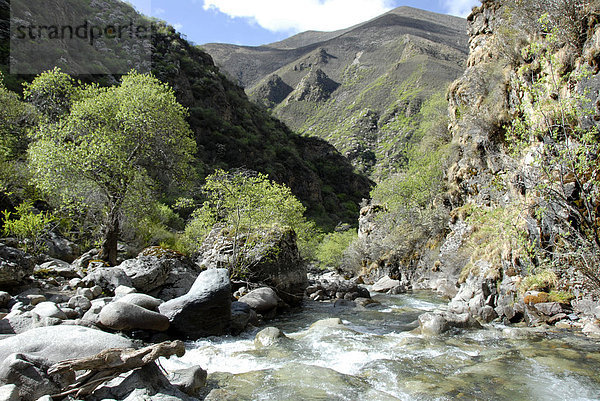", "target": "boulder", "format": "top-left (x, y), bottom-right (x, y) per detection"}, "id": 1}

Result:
top-left (88, 362), bottom-right (197, 401)
top-left (0, 244), bottom-right (34, 287)
top-left (43, 232), bottom-right (78, 263)
top-left (35, 259), bottom-right (79, 279)
top-left (67, 295), bottom-right (92, 312)
top-left (534, 302), bottom-right (569, 316)
top-left (117, 257), bottom-right (170, 293)
top-left (31, 302), bottom-right (67, 320)
top-left (159, 268), bottom-right (231, 339)
top-left (197, 226), bottom-right (307, 305)
top-left (0, 310), bottom-right (63, 335)
top-left (0, 292), bottom-right (11, 308)
top-left (238, 287), bottom-right (281, 313)
top-left (168, 365), bottom-right (208, 396)
top-left (230, 301), bottom-right (252, 333)
top-left (0, 353), bottom-right (64, 401)
top-left (419, 311), bottom-right (482, 336)
top-left (82, 267), bottom-right (133, 293)
top-left (254, 327), bottom-right (288, 348)
top-left (371, 276), bottom-right (404, 293)
top-left (0, 326), bottom-right (134, 363)
top-left (0, 384), bottom-right (18, 401)
top-left (116, 293), bottom-right (163, 311)
top-left (99, 302), bottom-right (170, 332)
